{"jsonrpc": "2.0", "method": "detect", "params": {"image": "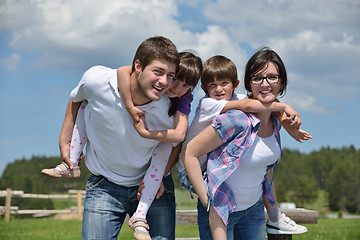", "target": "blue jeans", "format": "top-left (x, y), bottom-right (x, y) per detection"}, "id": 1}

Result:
top-left (197, 199), bottom-right (242, 240)
top-left (227, 197), bottom-right (266, 240)
top-left (197, 199), bottom-right (213, 240)
top-left (82, 174), bottom-right (176, 240)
